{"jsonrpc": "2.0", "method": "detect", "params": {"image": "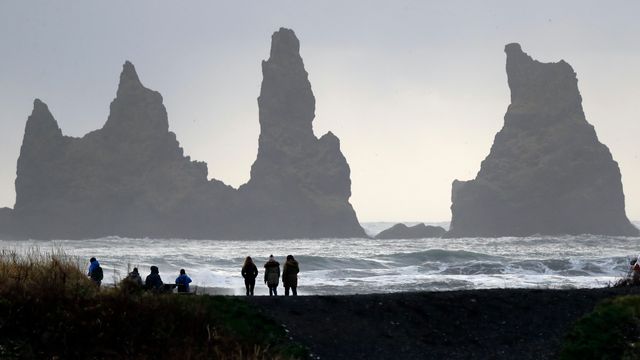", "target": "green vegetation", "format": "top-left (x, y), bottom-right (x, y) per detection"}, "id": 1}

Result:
top-left (0, 249), bottom-right (307, 359)
top-left (560, 295), bottom-right (640, 360)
